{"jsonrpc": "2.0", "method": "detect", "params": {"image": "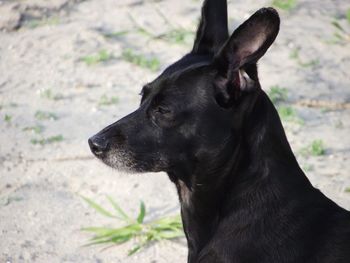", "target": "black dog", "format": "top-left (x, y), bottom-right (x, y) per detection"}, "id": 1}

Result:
top-left (89, 1), bottom-right (350, 262)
